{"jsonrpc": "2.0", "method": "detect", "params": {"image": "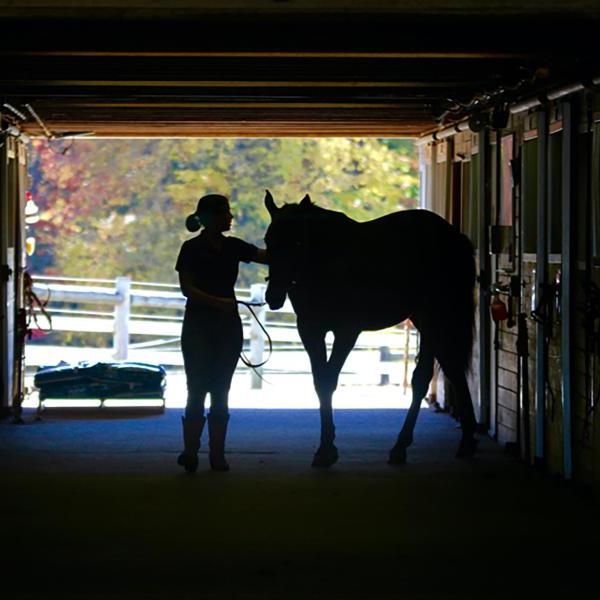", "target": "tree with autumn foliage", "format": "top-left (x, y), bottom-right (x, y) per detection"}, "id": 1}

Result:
top-left (27, 138), bottom-right (418, 287)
